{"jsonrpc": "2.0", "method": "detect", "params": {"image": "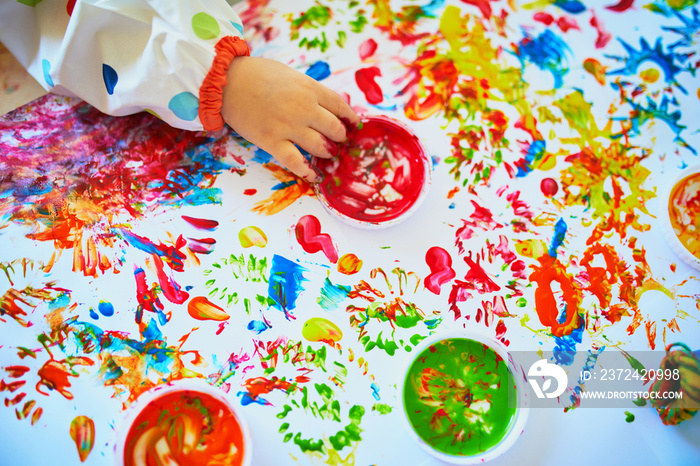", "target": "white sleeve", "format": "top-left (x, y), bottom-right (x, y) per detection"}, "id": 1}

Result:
top-left (0, 0), bottom-right (246, 131)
